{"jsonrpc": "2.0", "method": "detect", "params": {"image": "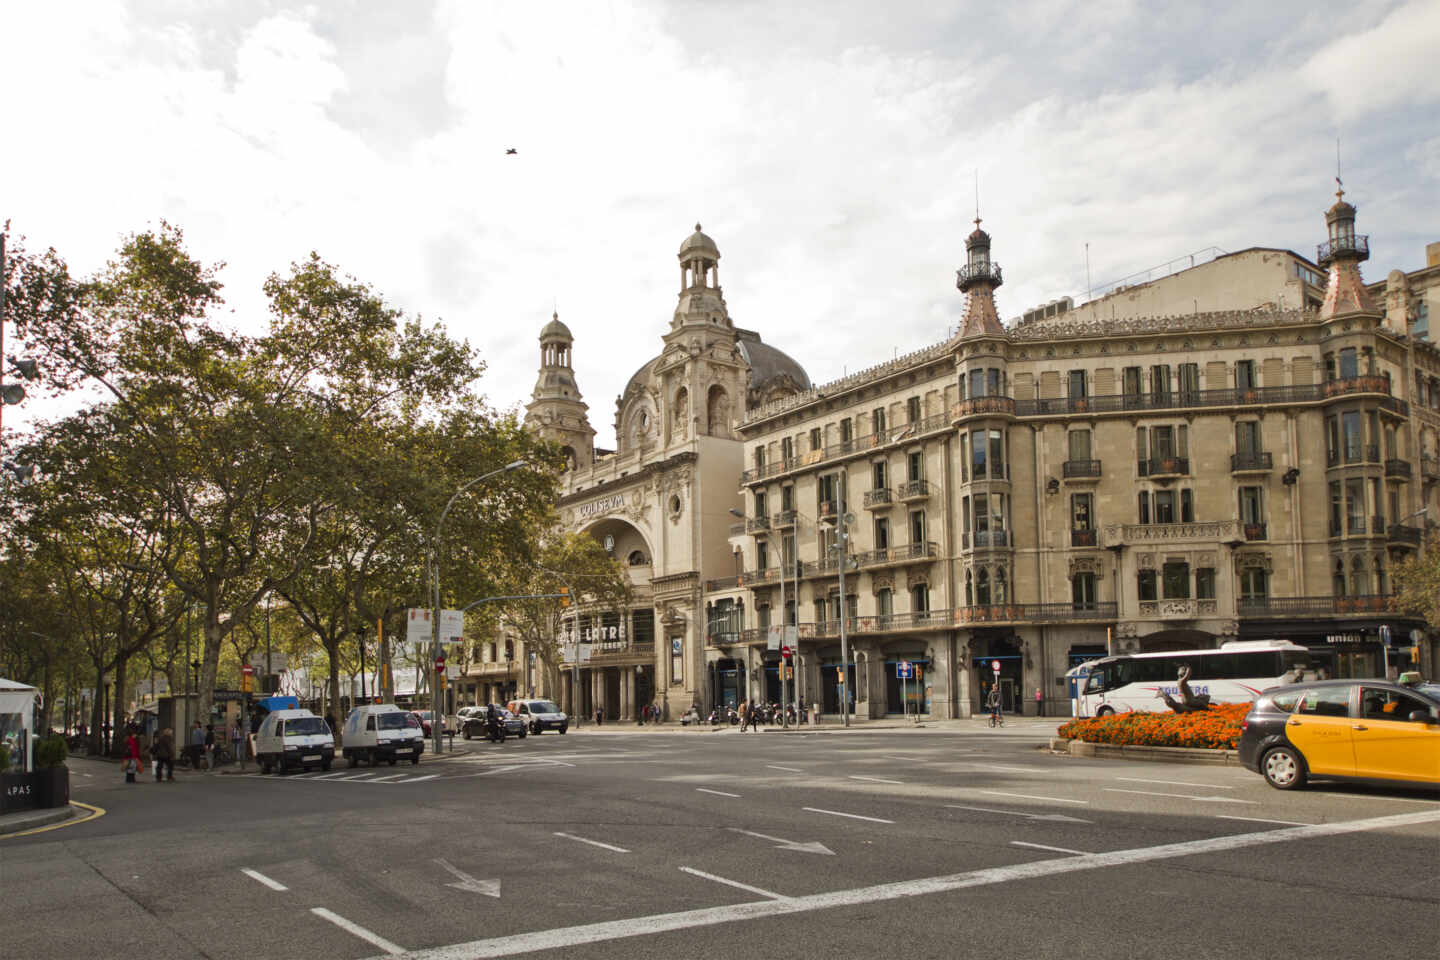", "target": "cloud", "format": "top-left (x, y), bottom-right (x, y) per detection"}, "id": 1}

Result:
top-left (1301, 1), bottom-right (1440, 119)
